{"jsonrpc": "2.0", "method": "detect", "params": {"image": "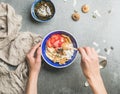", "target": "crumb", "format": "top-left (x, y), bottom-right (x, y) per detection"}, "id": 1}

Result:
top-left (108, 10), bottom-right (111, 14)
top-left (71, 12), bottom-right (80, 21)
top-left (92, 15), bottom-right (96, 18)
top-left (110, 46), bottom-right (114, 50)
top-left (81, 4), bottom-right (89, 13)
top-left (104, 48), bottom-right (107, 52)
